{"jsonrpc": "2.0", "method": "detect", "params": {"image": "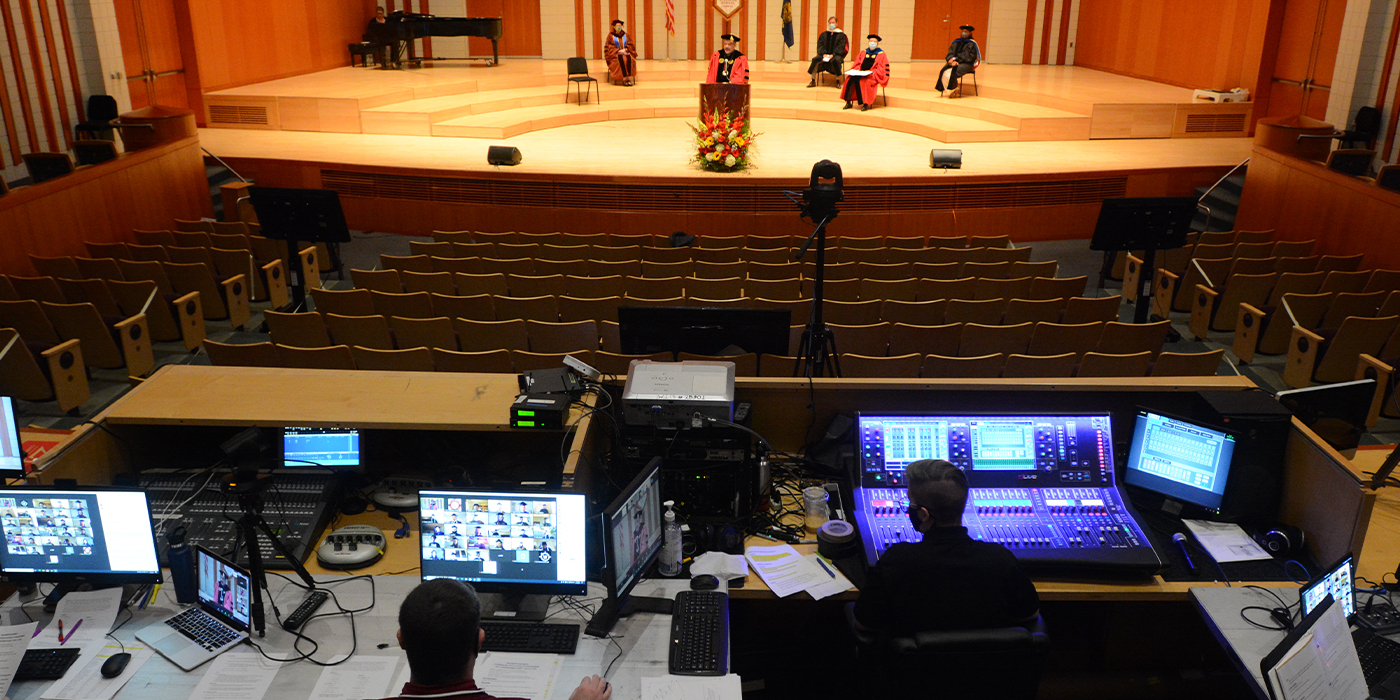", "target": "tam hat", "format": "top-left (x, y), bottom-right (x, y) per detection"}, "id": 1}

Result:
top-left (611, 19), bottom-right (624, 25)
top-left (720, 34), bottom-right (740, 41)
top-left (959, 24), bottom-right (975, 31)
top-left (867, 34), bottom-right (881, 41)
